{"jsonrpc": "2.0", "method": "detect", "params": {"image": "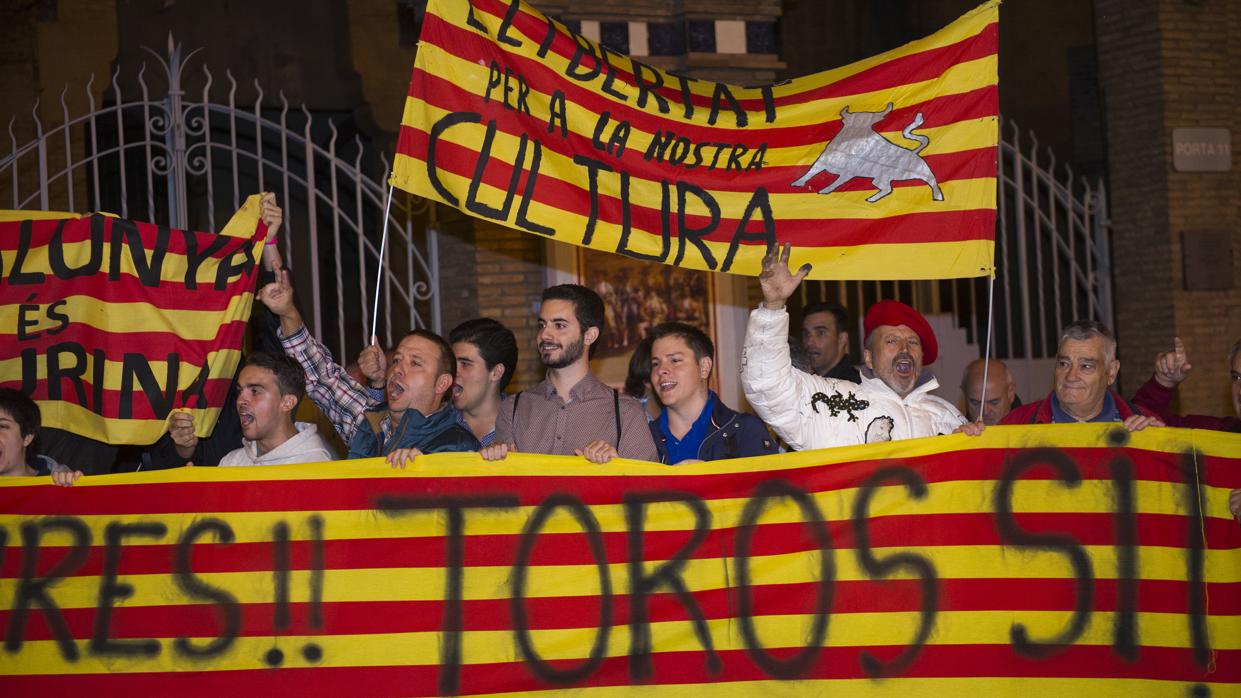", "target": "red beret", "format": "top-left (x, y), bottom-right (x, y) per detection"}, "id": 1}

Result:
top-left (863, 300), bottom-right (938, 365)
